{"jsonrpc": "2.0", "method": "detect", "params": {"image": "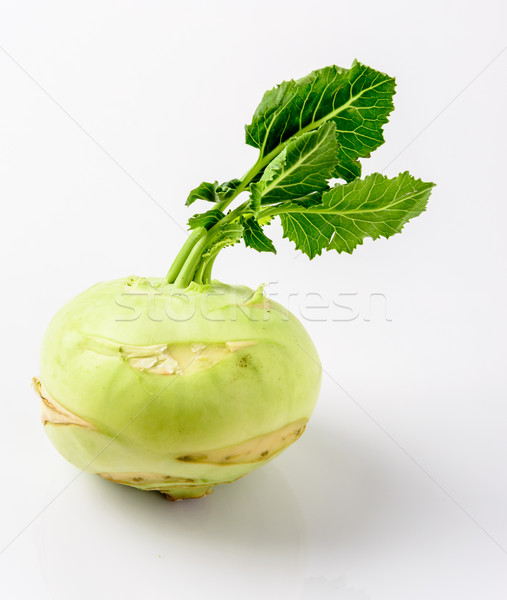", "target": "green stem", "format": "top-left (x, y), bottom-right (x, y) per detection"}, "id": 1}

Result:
top-left (201, 253), bottom-right (218, 283)
top-left (188, 199), bottom-right (312, 285)
top-left (173, 231), bottom-right (212, 288)
top-left (258, 205), bottom-right (284, 221)
top-left (214, 158), bottom-right (263, 213)
top-left (216, 200), bottom-right (252, 228)
top-left (188, 203), bottom-right (250, 284)
top-left (165, 227), bottom-right (206, 284)
top-left (193, 250), bottom-right (219, 285)
top-left (165, 139), bottom-right (288, 287)
top-left (165, 161), bottom-right (264, 288)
